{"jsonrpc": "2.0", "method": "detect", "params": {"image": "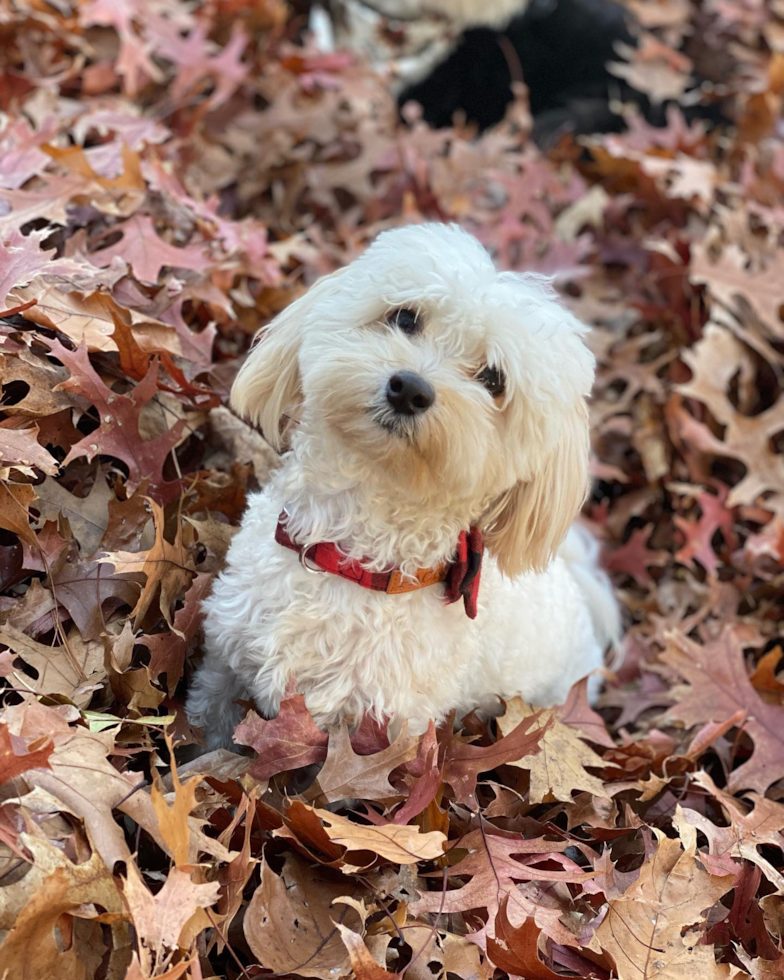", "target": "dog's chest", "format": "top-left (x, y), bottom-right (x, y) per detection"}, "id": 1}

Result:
top-left (277, 556), bottom-right (471, 655)
top-left (215, 492), bottom-right (480, 726)
top-left (265, 568), bottom-right (475, 725)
